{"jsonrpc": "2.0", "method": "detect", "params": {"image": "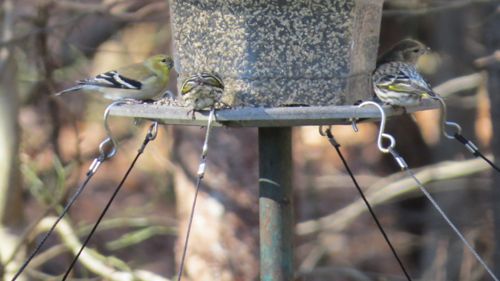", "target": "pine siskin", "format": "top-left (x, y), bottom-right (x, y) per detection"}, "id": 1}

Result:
top-left (55, 54), bottom-right (174, 101)
top-left (180, 72), bottom-right (225, 118)
top-left (372, 39), bottom-right (436, 106)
